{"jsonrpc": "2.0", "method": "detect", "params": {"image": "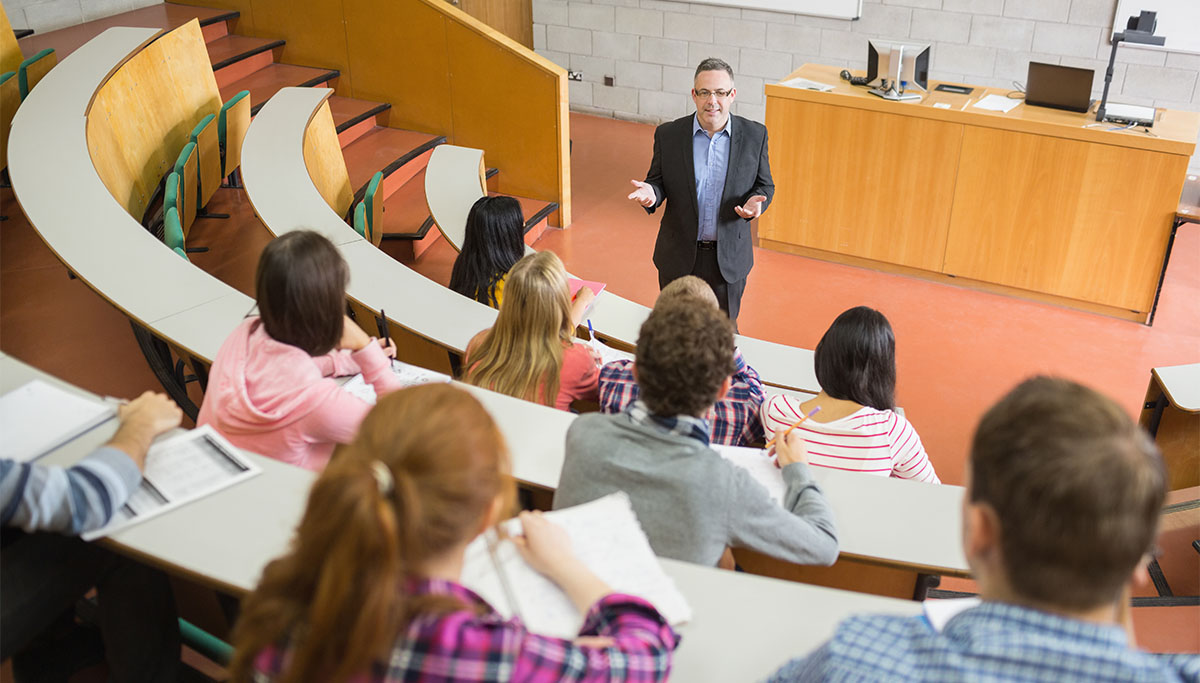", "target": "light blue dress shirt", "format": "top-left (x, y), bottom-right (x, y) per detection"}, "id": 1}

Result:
top-left (692, 114), bottom-right (731, 243)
